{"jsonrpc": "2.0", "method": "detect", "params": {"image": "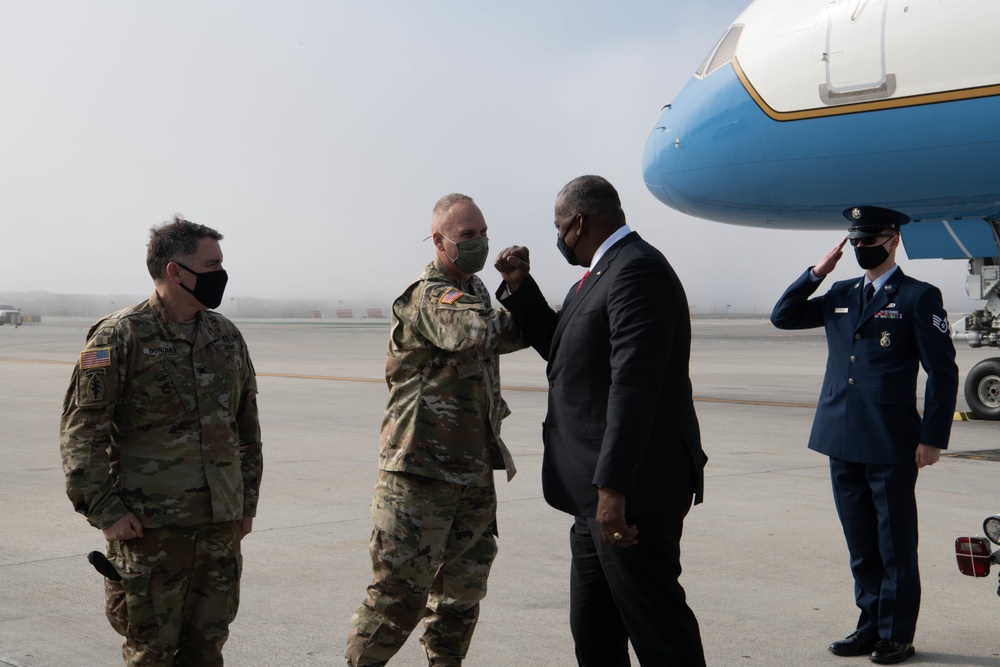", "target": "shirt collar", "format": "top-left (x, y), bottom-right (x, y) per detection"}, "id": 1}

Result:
top-left (589, 224), bottom-right (631, 269)
top-left (865, 264), bottom-right (899, 293)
